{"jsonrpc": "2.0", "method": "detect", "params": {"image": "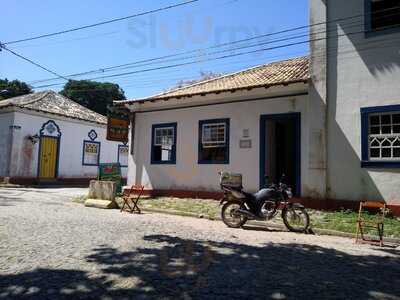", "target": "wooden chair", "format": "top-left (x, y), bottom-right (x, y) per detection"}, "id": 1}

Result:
top-left (120, 184), bottom-right (145, 214)
top-left (355, 201), bottom-right (386, 246)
